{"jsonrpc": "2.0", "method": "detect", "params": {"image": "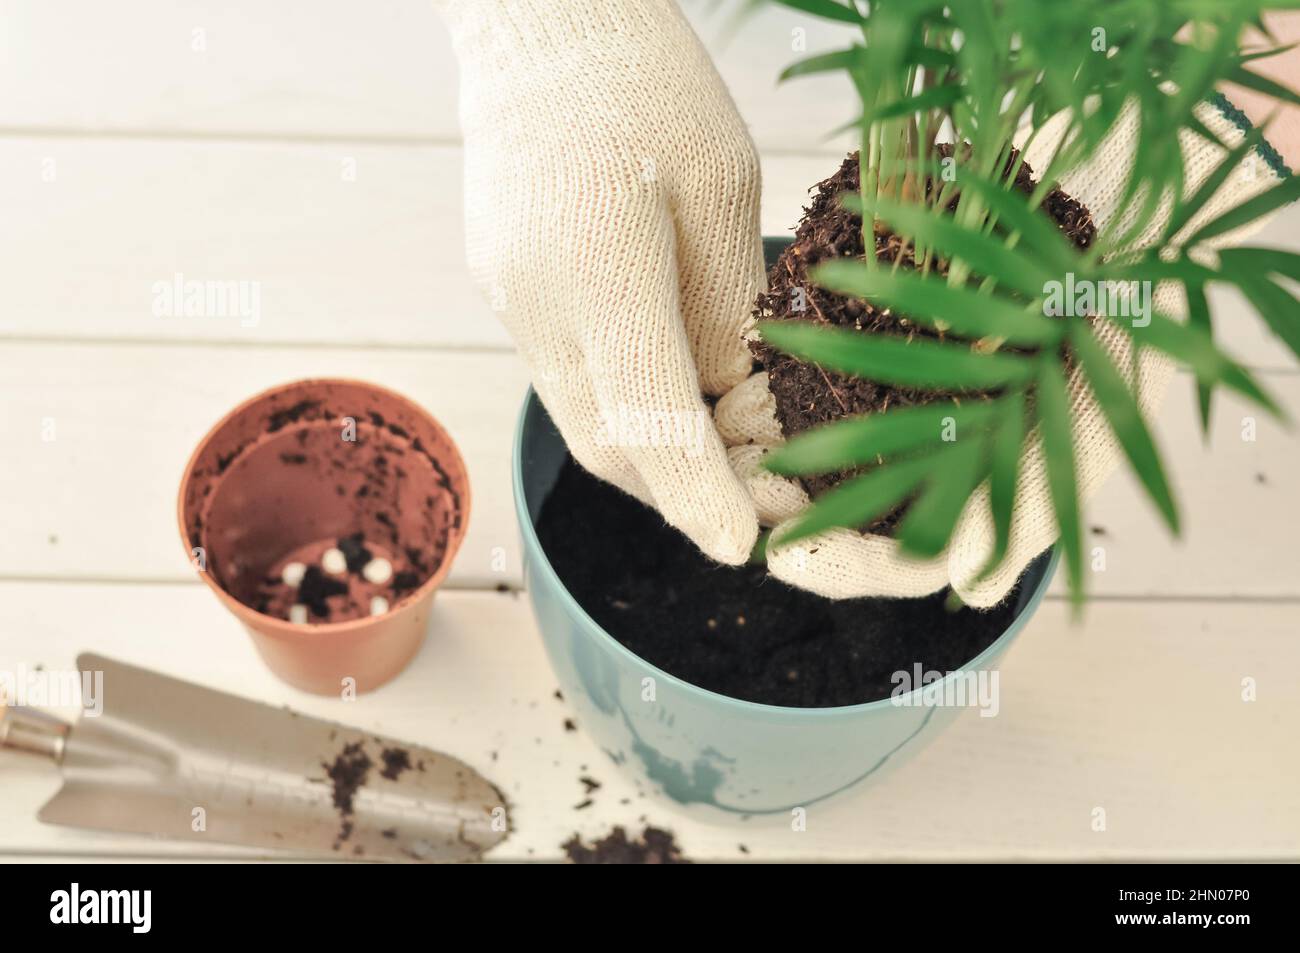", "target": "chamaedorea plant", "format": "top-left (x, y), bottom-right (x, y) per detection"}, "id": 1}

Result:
top-left (753, 0), bottom-right (1300, 608)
